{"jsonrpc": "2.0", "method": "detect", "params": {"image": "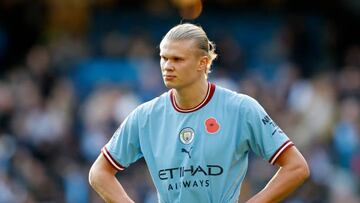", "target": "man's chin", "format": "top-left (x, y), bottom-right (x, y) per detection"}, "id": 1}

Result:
top-left (163, 81), bottom-right (176, 89)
